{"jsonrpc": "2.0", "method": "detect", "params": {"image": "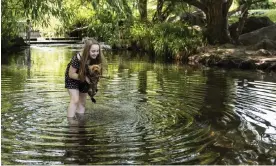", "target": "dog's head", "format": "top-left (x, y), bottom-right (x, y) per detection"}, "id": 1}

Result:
top-left (88, 65), bottom-right (101, 77)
